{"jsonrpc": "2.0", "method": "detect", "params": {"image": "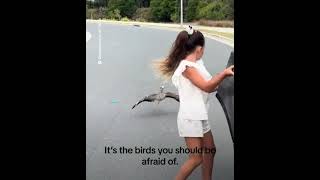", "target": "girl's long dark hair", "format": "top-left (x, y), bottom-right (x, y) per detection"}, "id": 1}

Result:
top-left (153, 29), bottom-right (205, 80)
